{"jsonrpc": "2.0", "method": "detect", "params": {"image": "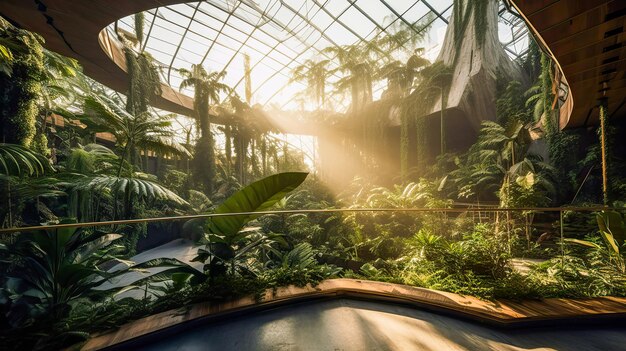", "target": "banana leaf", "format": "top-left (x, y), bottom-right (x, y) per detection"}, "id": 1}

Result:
top-left (207, 172), bottom-right (308, 238)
